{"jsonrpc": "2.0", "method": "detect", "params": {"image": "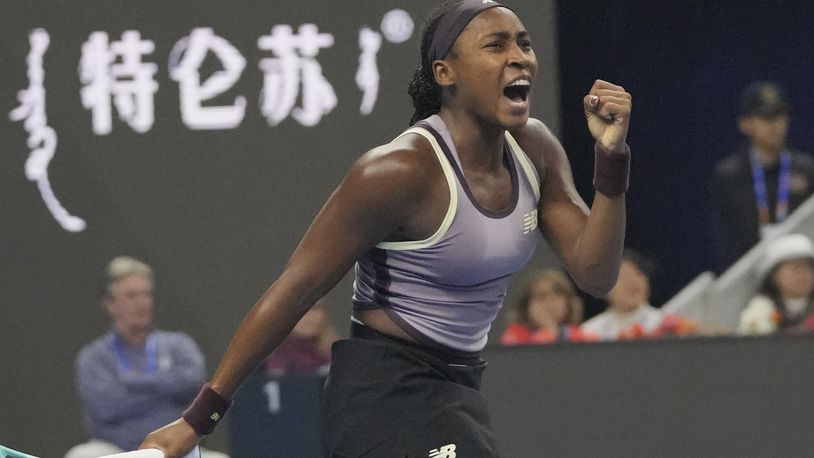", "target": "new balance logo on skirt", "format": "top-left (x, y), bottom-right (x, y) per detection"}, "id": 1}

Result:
top-left (429, 443), bottom-right (457, 458)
